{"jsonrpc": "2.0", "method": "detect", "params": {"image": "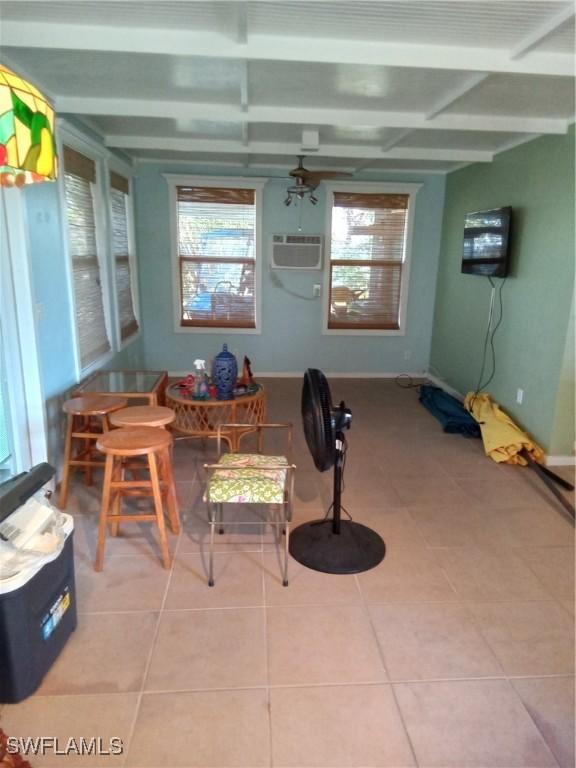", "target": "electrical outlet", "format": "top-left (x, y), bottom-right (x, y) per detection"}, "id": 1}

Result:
top-left (313, 284), bottom-right (321, 297)
top-left (516, 388), bottom-right (524, 404)
top-left (404, 350), bottom-right (412, 360)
